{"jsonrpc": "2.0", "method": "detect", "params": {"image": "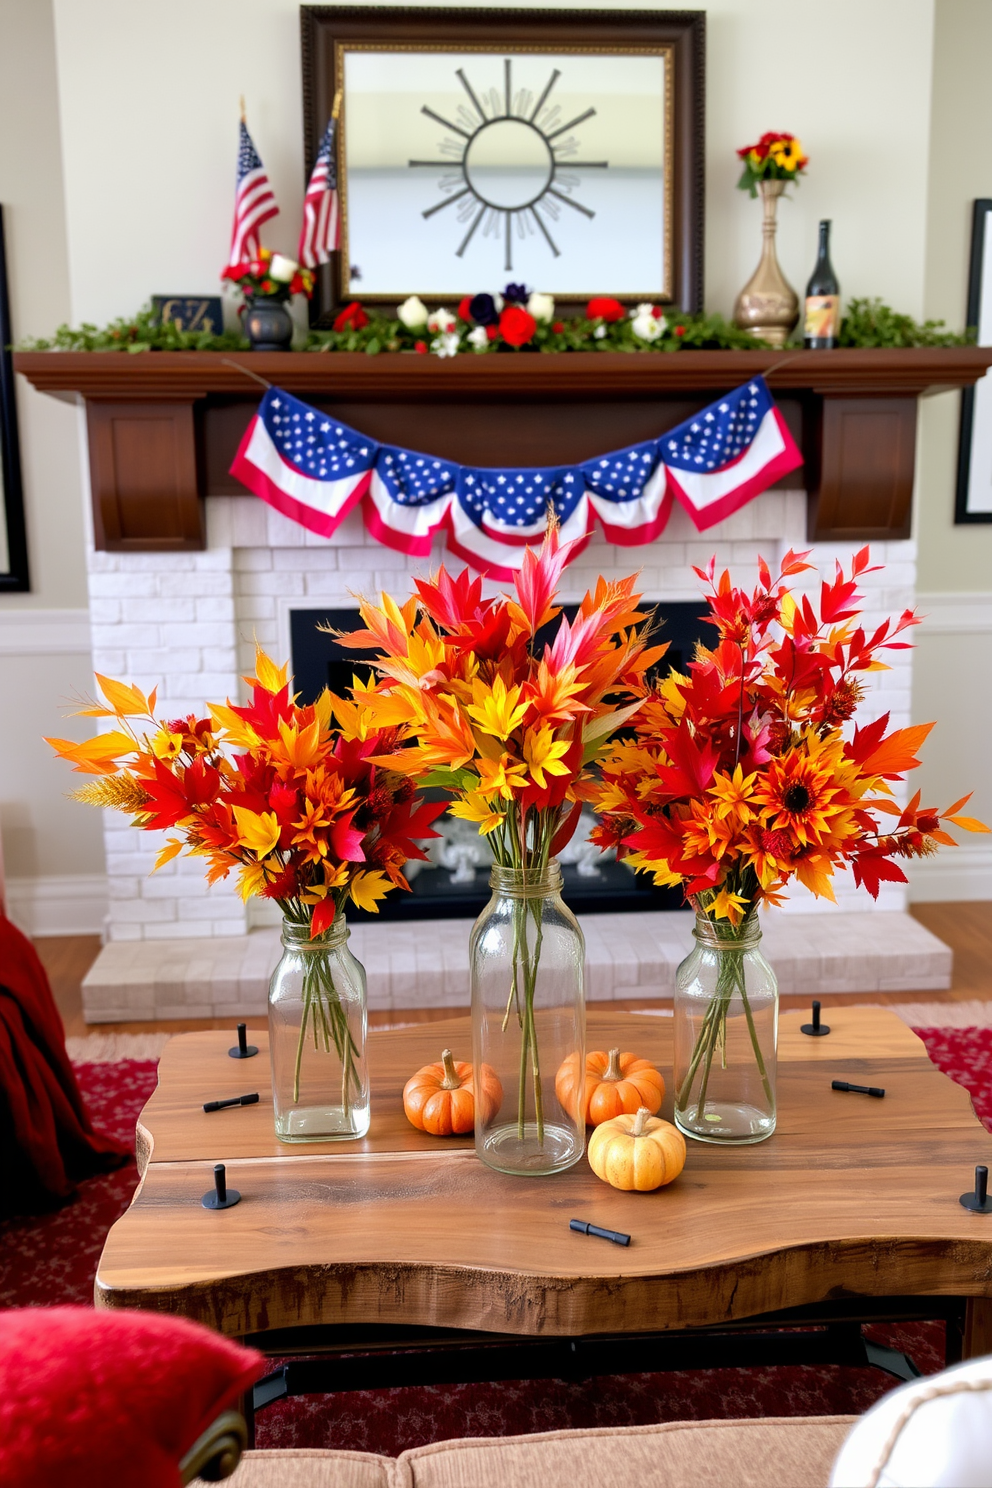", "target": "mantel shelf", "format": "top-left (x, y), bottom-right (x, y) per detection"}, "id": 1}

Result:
top-left (14, 346), bottom-right (992, 402)
top-left (15, 347), bottom-right (992, 552)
